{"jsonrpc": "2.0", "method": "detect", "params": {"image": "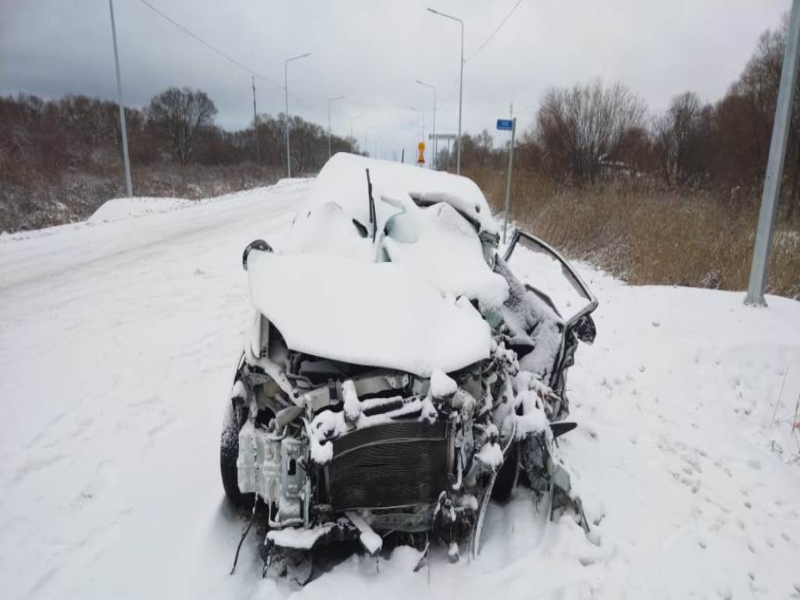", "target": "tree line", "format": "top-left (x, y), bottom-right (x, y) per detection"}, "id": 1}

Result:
top-left (451, 14), bottom-right (800, 221)
top-left (0, 87), bottom-right (360, 180)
